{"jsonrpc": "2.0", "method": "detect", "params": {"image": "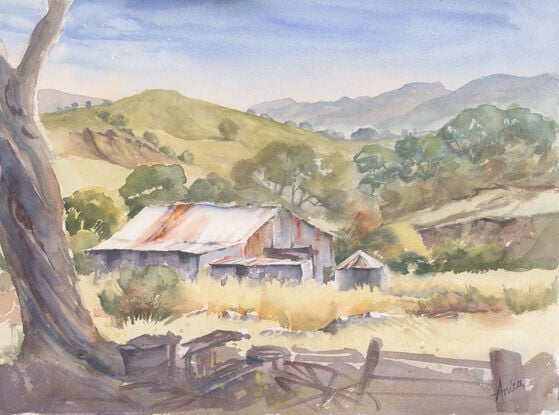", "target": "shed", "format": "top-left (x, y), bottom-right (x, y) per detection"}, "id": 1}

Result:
top-left (88, 203), bottom-right (335, 283)
top-left (210, 256), bottom-right (313, 283)
top-left (335, 250), bottom-right (390, 291)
